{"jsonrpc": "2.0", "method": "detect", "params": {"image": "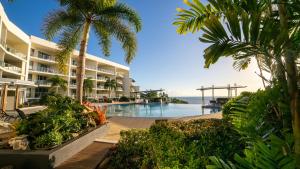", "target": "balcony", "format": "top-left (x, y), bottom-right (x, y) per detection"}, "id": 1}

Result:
top-left (97, 85), bottom-right (106, 90)
top-left (85, 75), bottom-right (96, 79)
top-left (0, 61), bottom-right (22, 74)
top-left (31, 67), bottom-right (58, 74)
top-left (116, 72), bottom-right (124, 77)
top-left (0, 40), bottom-right (27, 59)
top-left (97, 77), bottom-right (107, 81)
top-left (117, 80), bottom-right (123, 84)
top-left (34, 92), bottom-right (48, 98)
top-left (97, 68), bottom-right (114, 75)
top-left (35, 80), bottom-right (52, 86)
top-left (86, 65), bottom-right (97, 71)
top-left (116, 87), bottom-right (124, 92)
top-left (70, 83), bottom-right (76, 88)
top-left (37, 52), bottom-right (56, 61)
